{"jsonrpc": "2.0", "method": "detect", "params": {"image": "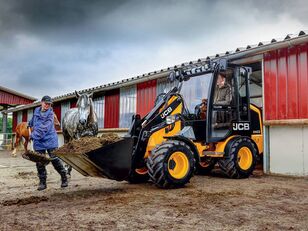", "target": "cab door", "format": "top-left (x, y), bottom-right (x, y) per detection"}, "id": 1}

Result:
top-left (206, 65), bottom-right (251, 142)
